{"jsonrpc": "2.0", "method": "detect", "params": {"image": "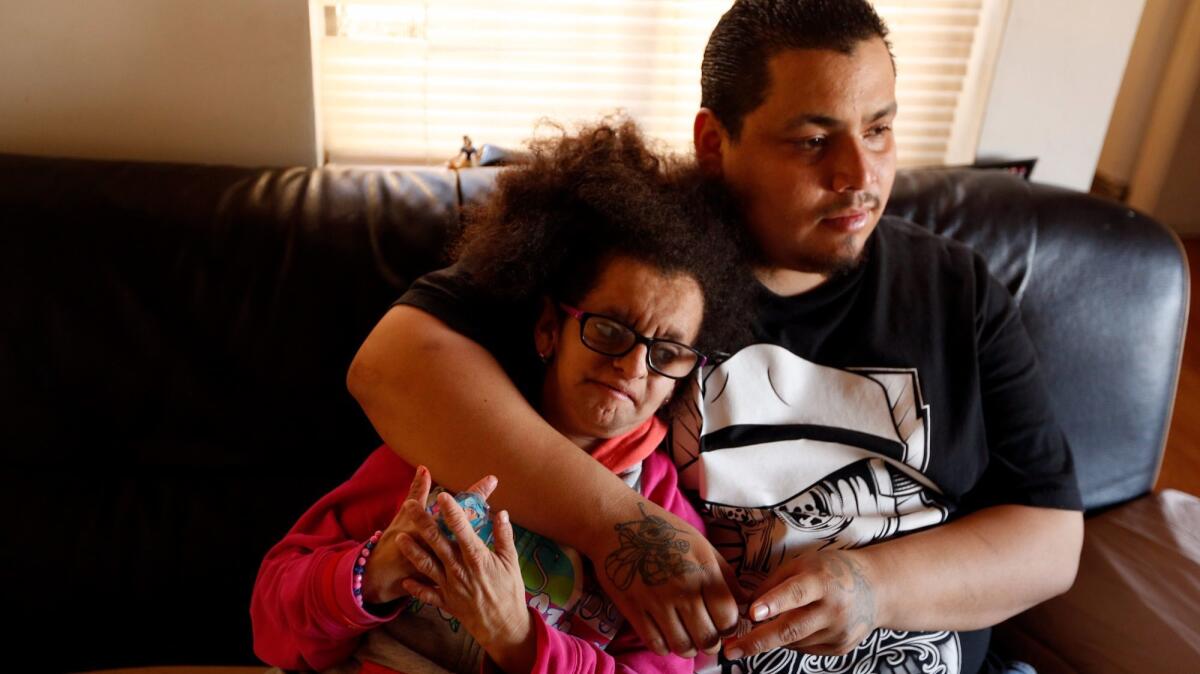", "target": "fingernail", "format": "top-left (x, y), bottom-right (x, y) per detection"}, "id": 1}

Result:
top-left (725, 646), bottom-right (743, 660)
top-left (752, 605), bottom-right (768, 621)
top-left (499, 510), bottom-right (510, 523)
